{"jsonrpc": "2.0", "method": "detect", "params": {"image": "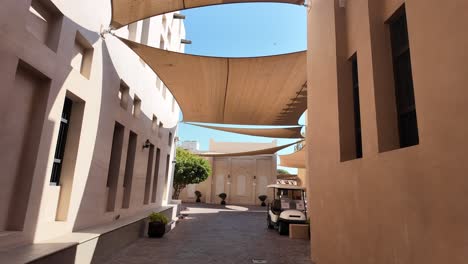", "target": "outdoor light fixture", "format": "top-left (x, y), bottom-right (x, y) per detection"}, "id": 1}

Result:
top-left (173, 14), bottom-right (186, 19)
top-left (142, 139), bottom-right (151, 149)
top-left (181, 39), bottom-right (192, 44)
